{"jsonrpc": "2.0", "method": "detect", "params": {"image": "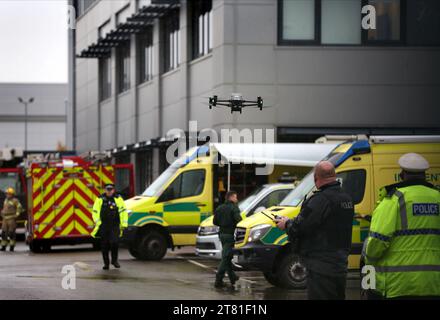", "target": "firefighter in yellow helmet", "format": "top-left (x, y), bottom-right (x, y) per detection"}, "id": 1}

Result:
top-left (1, 187), bottom-right (23, 252)
top-left (365, 153), bottom-right (440, 299)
